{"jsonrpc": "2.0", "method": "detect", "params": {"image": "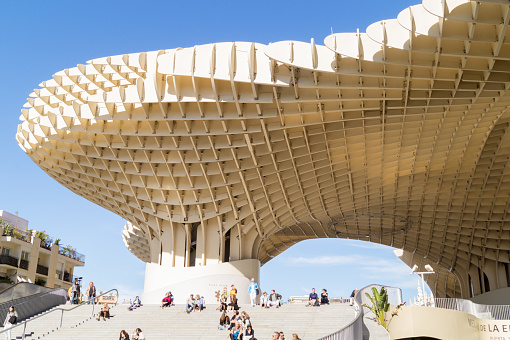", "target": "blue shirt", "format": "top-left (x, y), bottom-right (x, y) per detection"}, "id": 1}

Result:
top-left (248, 282), bottom-right (259, 293)
top-left (232, 329), bottom-right (241, 340)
